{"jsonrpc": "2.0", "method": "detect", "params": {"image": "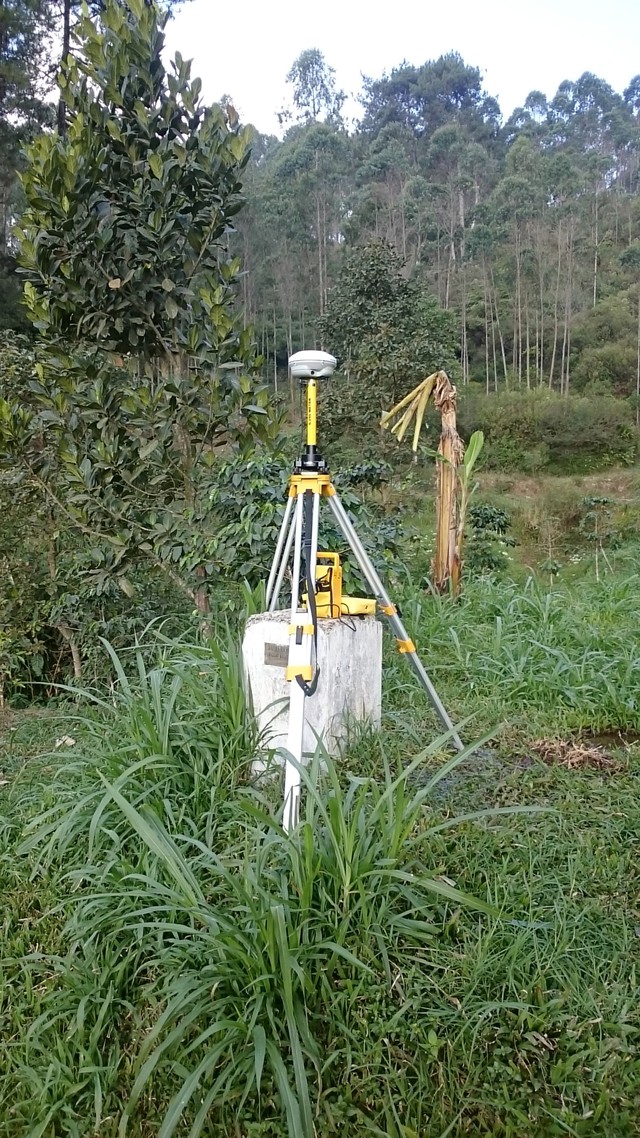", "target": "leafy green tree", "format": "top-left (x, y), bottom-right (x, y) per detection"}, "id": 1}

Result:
top-left (0, 0), bottom-right (54, 328)
top-left (360, 54), bottom-right (500, 145)
top-left (0, 0), bottom-right (52, 116)
top-left (283, 48), bottom-right (344, 125)
top-left (319, 240), bottom-right (457, 442)
top-left (18, 0), bottom-right (251, 366)
top-left (8, 0), bottom-right (277, 617)
top-left (55, 0), bottom-right (194, 132)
